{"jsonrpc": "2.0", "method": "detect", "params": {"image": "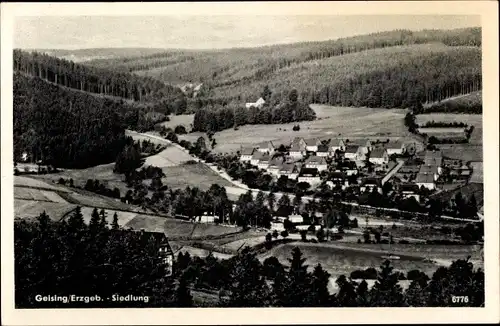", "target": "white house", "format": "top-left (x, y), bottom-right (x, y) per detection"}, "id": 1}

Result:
top-left (418, 164), bottom-right (439, 181)
top-left (297, 168), bottom-right (321, 186)
top-left (330, 138), bottom-right (346, 153)
top-left (415, 173), bottom-right (435, 190)
top-left (305, 138), bottom-right (321, 152)
top-left (289, 142), bottom-right (305, 159)
top-left (257, 157), bottom-right (271, 170)
top-left (288, 214), bottom-right (304, 224)
top-left (198, 215), bottom-right (217, 223)
top-left (268, 157), bottom-right (285, 176)
top-left (399, 183), bottom-right (421, 202)
top-left (304, 155), bottom-right (328, 172)
top-left (256, 140), bottom-right (275, 154)
top-left (279, 163), bottom-right (299, 180)
top-left (250, 152), bottom-right (269, 167)
top-left (369, 148), bottom-right (389, 165)
top-left (245, 97), bottom-right (266, 109)
top-left (270, 221), bottom-right (285, 232)
top-left (344, 145), bottom-right (359, 161)
top-left (385, 141), bottom-right (406, 156)
top-left (316, 144), bottom-right (330, 157)
top-left (239, 148), bottom-right (255, 163)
